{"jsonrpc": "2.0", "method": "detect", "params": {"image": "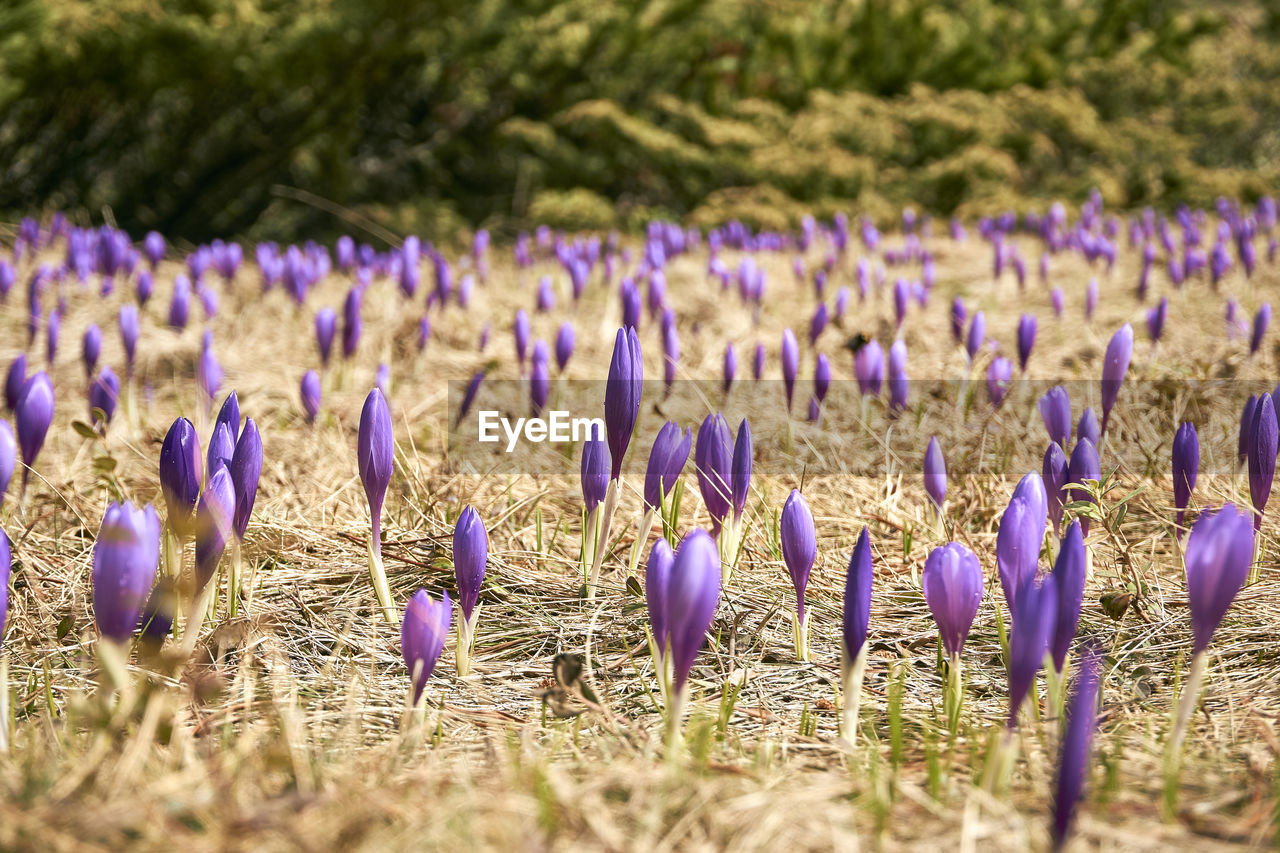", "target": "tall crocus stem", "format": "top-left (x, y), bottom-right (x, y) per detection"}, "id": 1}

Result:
top-left (455, 606), bottom-right (481, 677)
top-left (792, 608), bottom-right (811, 662)
top-left (587, 478), bottom-right (620, 600)
top-left (665, 683), bottom-right (688, 749)
top-left (841, 645), bottom-right (867, 745)
top-left (96, 637), bottom-right (131, 701)
top-left (627, 507), bottom-right (656, 577)
top-left (1166, 651), bottom-right (1208, 784)
top-left (367, 530), bottom-right (396, 623)
top-left (946, 653), bottom-right (964, 742)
